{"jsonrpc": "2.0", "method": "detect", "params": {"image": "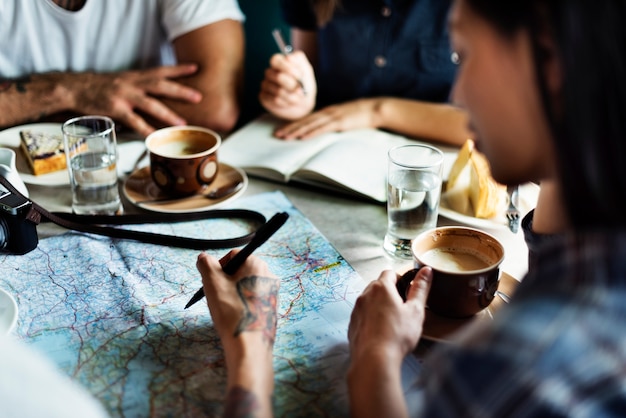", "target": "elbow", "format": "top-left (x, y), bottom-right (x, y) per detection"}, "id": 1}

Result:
top-left (192, 101), bottom-right (240, 135)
